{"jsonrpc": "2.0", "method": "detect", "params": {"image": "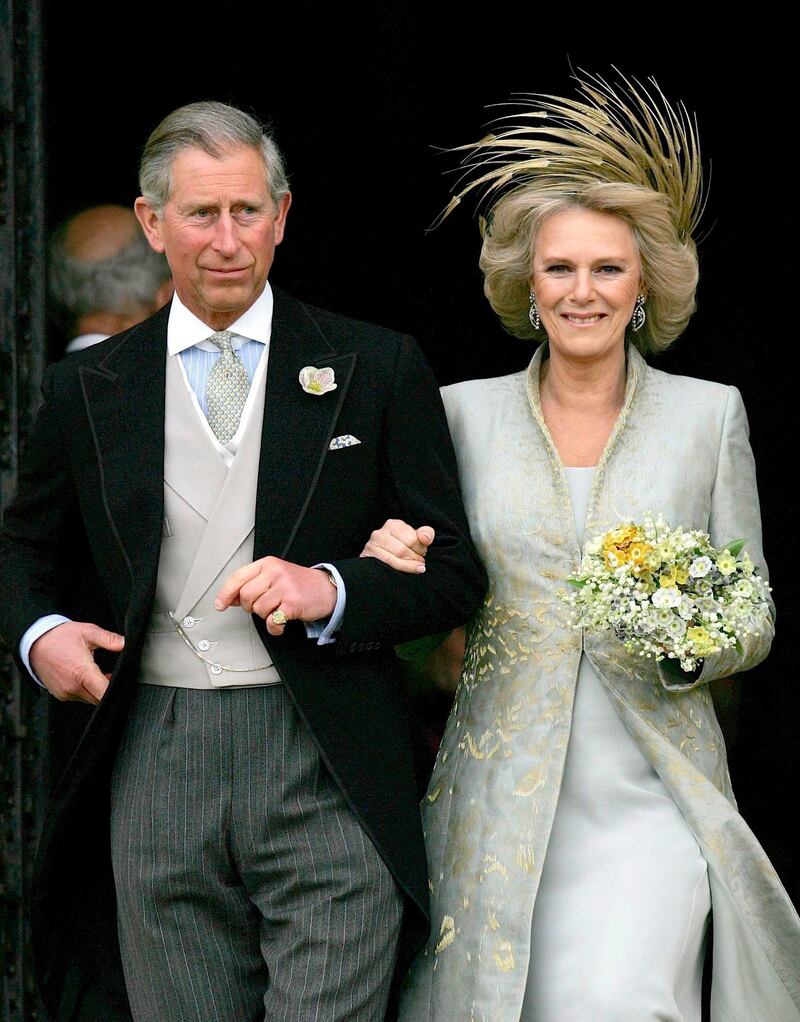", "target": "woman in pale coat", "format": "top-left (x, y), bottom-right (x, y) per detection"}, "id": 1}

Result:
top-left (363, 75), bottom-right (800, 1021)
